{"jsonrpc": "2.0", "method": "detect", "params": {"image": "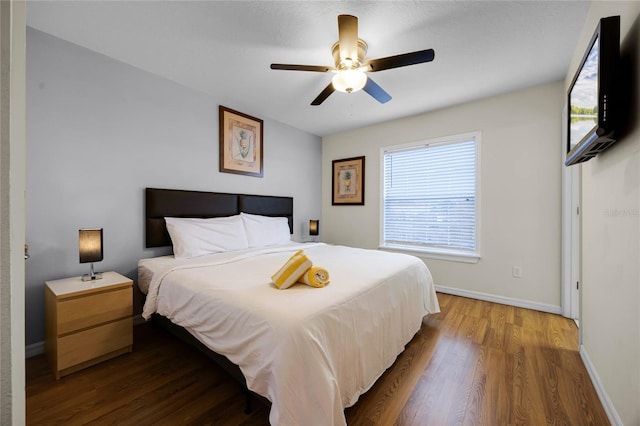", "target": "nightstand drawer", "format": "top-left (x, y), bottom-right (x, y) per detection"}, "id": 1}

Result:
top-left (57, 317), bottom-right (133, 370)
top-left (57, 287), bottom-right (132, 335)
